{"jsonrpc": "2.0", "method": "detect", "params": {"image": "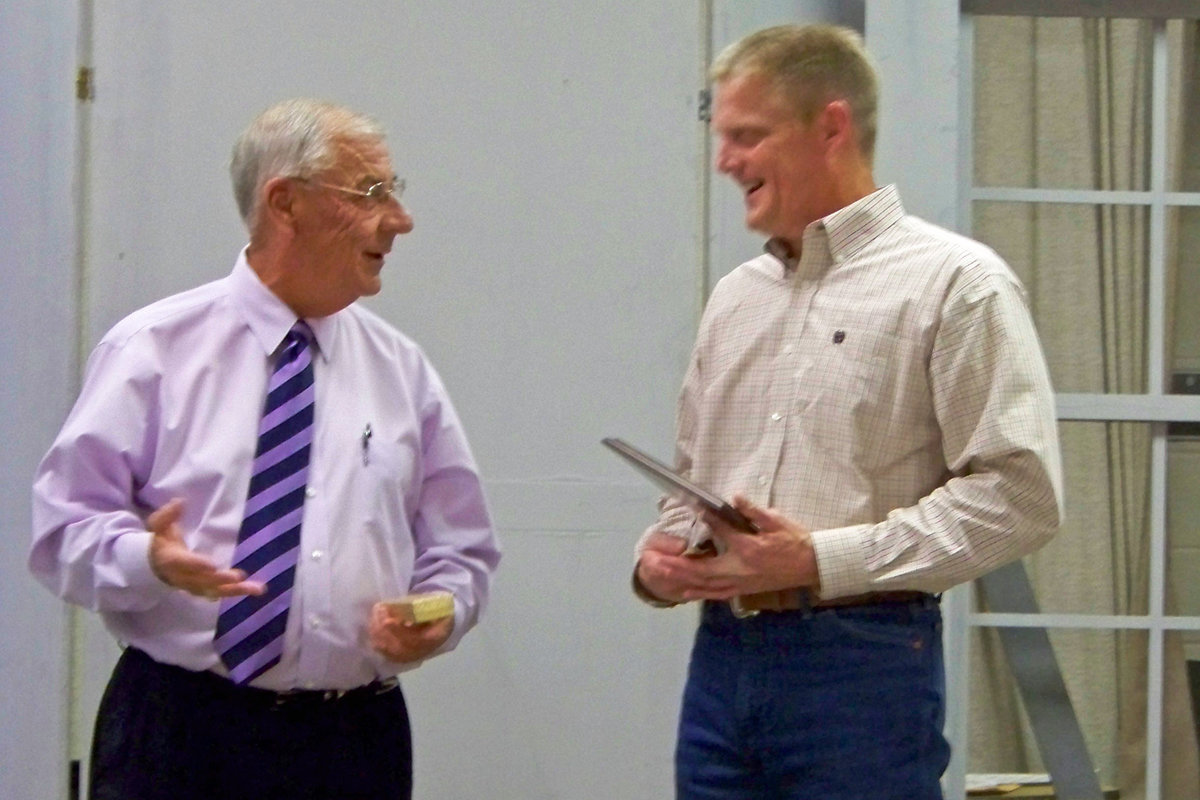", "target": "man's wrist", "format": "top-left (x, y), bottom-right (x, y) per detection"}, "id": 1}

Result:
top-left (630, 569), bottom-right (680, 608)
